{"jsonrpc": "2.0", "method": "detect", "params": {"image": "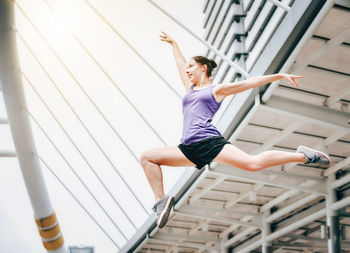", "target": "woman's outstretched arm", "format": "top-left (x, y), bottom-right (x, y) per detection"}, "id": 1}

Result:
top-left (160, 32), bottom-right (191, 90)
top-left (213, 73), bottom-right (303, 99)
